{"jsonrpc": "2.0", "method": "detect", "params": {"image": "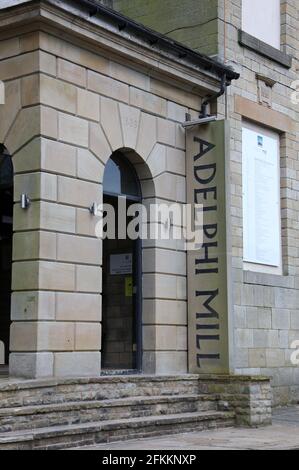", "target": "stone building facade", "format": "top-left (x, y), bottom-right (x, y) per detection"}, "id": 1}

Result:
top-left (109, 0), bottom-right (299, 405)
top-left (0, 0), bottom-right (239, 380)
top-left (1, 0), bottom-right (298, 409)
